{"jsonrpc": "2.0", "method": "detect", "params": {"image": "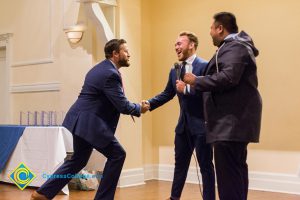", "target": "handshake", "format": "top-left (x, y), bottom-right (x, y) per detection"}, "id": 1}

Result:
top-left (137, 73), bottom-right (197, 115)
top-left (139, 100), bottom-right (150, 114)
